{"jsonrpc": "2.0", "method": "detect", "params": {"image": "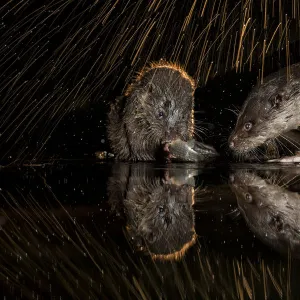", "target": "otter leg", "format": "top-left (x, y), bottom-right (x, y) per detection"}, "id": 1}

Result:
top-left (267, 152), bottom-right (300, 163)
